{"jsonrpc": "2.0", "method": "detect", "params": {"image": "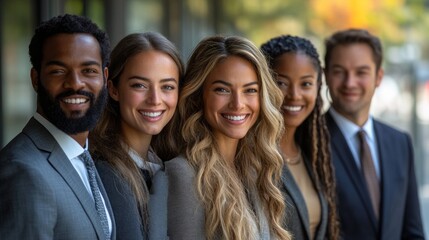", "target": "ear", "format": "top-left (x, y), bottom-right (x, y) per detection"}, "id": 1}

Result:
top-left (103, 67), bottom-right (109, 86)
top-left (30, 68), bottom-right (39, 92)
top-left (108, 80), bottom-right (119, 101)
top-left (375, 67), bottom-right (384, 87)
